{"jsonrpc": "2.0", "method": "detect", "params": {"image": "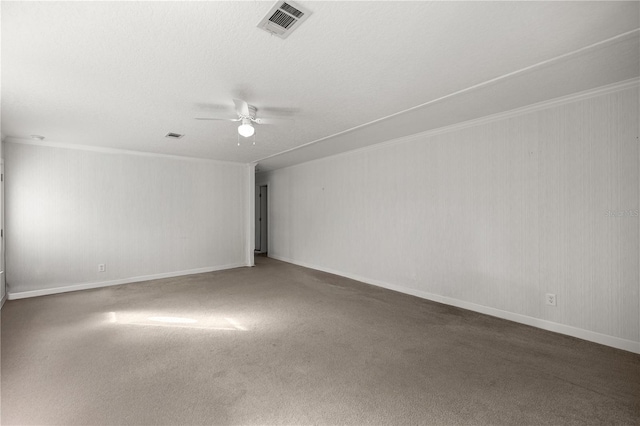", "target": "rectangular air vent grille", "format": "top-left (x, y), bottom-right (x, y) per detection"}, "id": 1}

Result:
top-left (258, 1), bottom-right (312, 39)
top-left (269, 10), bottom-right (296, 29)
